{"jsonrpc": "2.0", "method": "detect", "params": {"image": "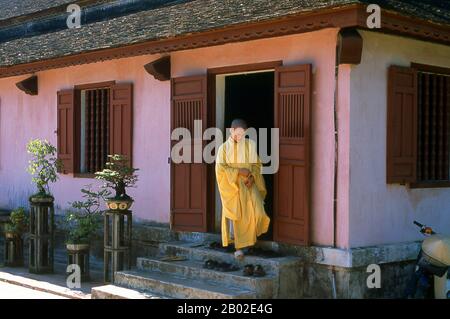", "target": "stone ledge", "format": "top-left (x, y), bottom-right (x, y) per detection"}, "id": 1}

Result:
top-left (268, 241), bottom-right (421, 268)
top-left (91, 284), bottom-right (163, 299)
top-left (131, 224), bottom-right (422, 268)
